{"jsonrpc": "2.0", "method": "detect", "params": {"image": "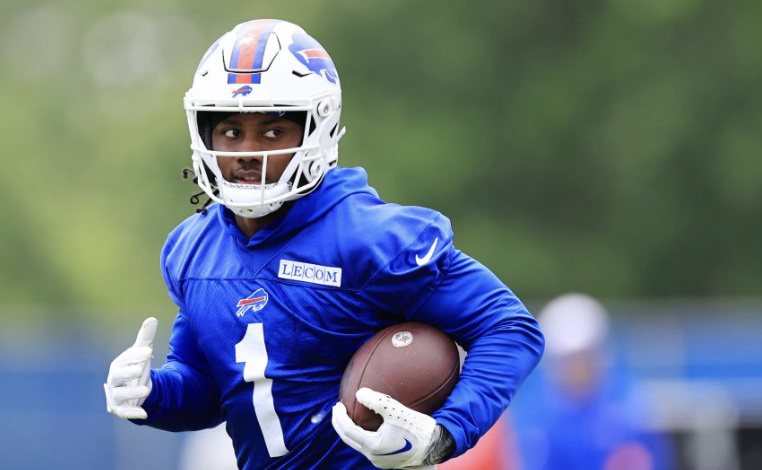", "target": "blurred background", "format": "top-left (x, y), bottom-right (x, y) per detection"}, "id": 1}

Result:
top-left (1, 0), bottom-right (760, 468)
